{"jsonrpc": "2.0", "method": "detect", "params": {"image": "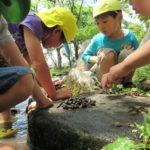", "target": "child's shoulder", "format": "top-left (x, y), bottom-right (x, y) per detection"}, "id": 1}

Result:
top-left (123, 29), bottom-right (134, 36)
top-left (21, 13), bottom-right (41, 24)
top-left (93, 32), bottom-right (104, 40)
